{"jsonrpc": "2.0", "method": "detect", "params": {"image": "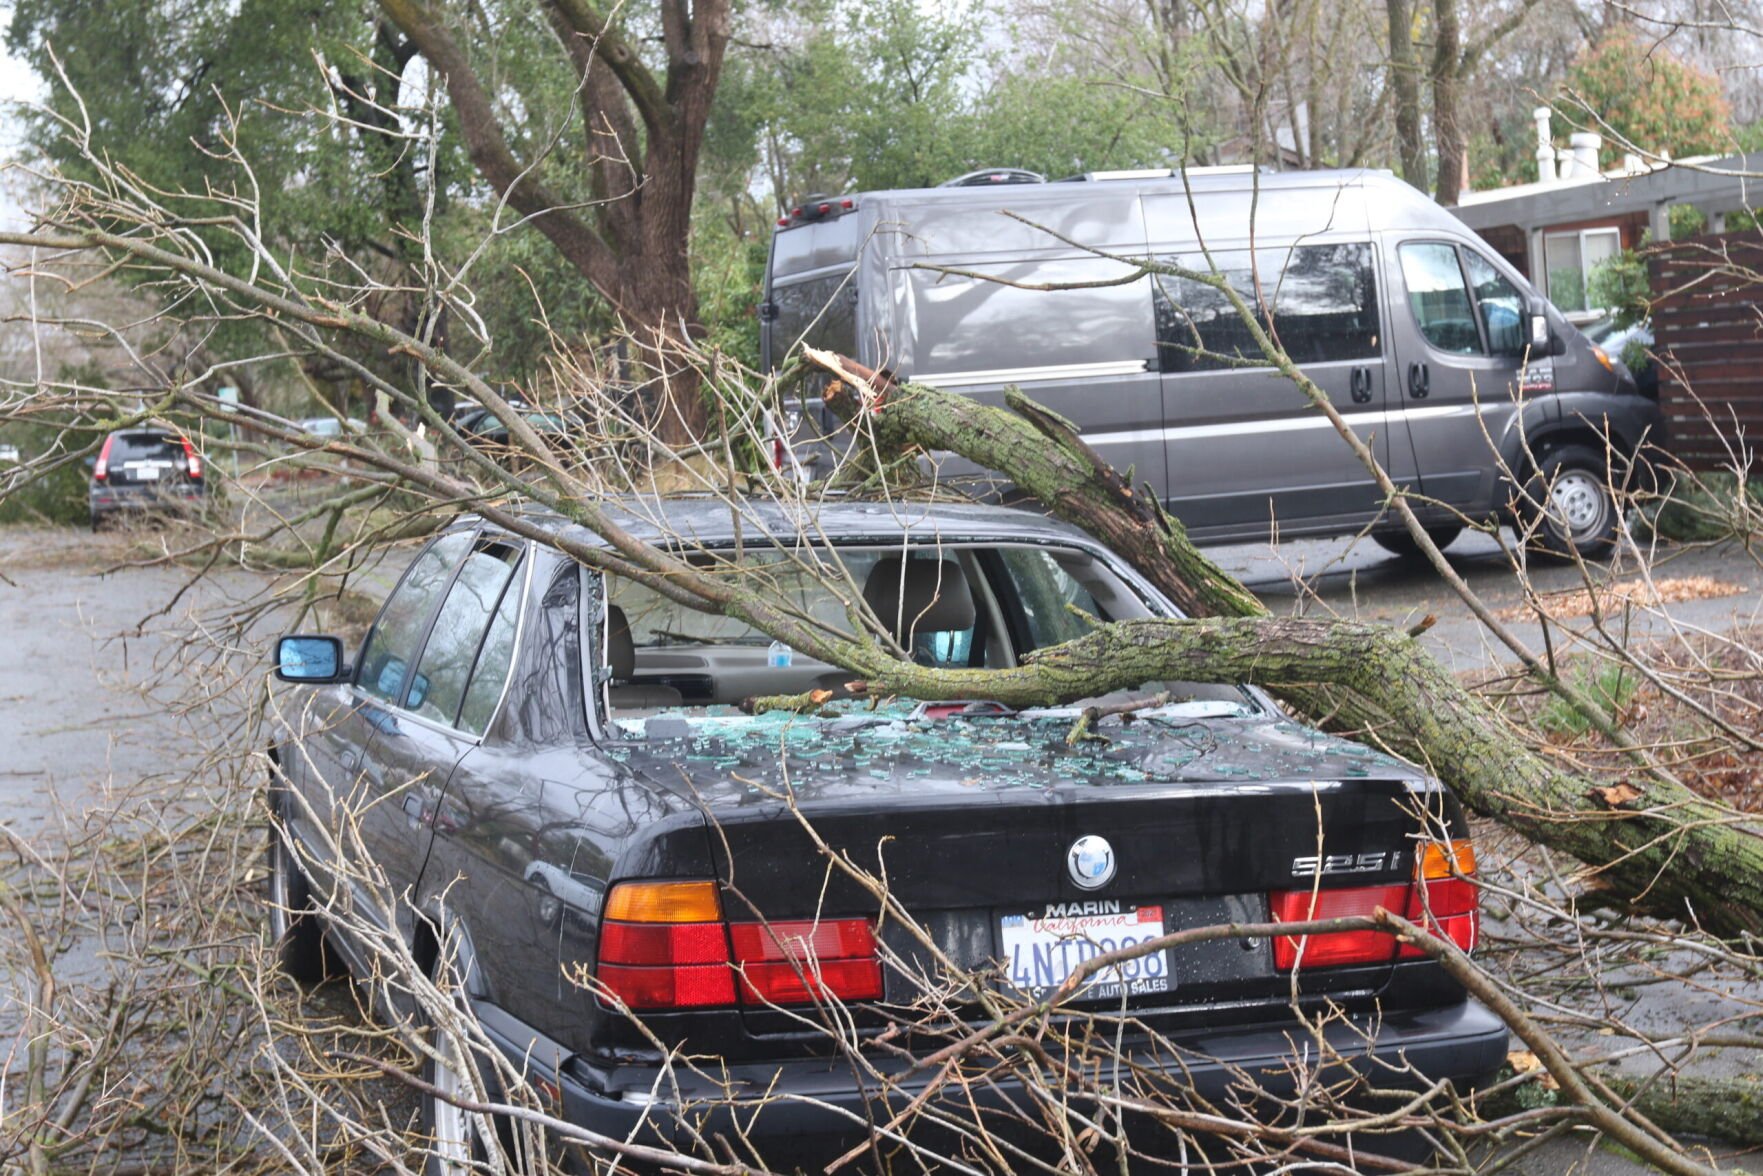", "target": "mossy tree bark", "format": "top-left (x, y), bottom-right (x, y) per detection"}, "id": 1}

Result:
top-left (802, 350), bottom-right (1763, 940)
